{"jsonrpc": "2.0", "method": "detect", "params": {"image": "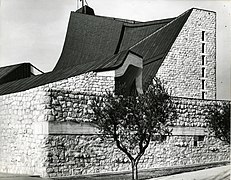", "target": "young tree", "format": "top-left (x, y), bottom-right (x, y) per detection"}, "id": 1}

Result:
top-left (206, 102), bottom-right (230, 144)
top-left (91, 78), bottom-right (177, 180)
